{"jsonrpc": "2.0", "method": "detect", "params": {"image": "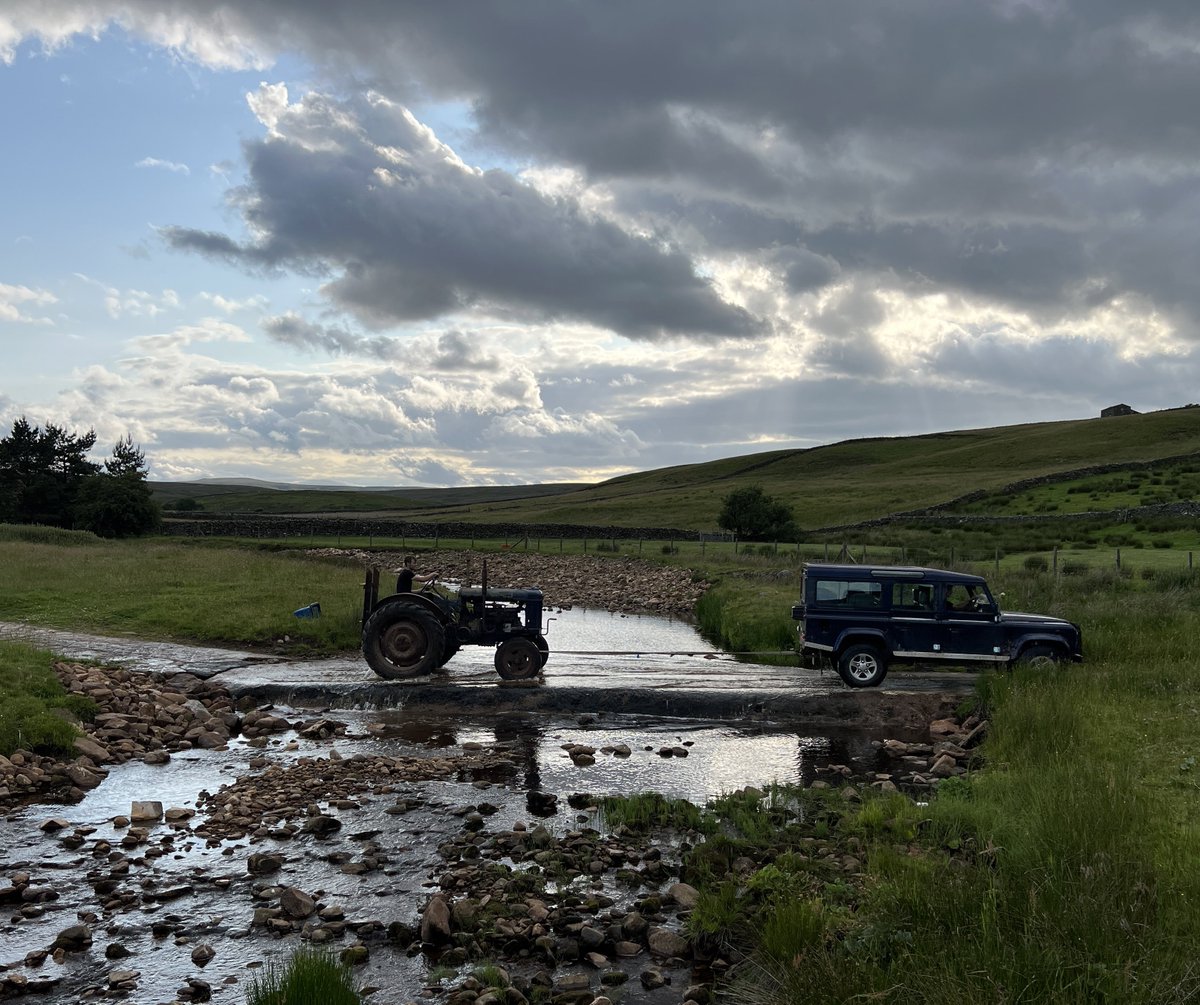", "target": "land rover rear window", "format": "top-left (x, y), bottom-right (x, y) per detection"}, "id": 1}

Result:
top-left (813, 580), bottom-right (882, 608)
